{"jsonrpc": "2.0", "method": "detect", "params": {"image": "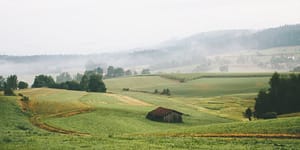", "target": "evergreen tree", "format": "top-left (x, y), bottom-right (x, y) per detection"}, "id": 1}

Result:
top-left (6, 75), bottom-right (18, 90)
top-left (80, 75), bottom-right (89, 91)
top-left (254, 72), bottom-right (300, 118)
top-left (0, 76), bottom-right (4, 91)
